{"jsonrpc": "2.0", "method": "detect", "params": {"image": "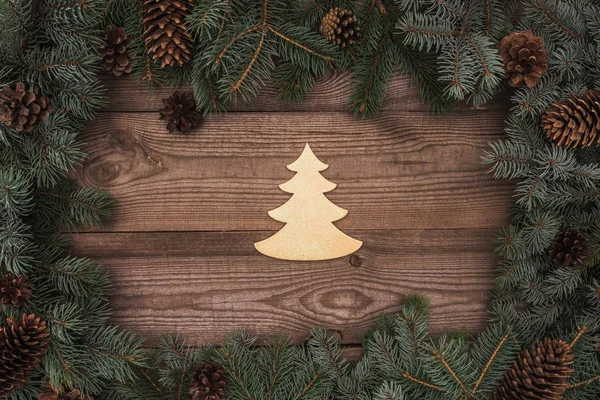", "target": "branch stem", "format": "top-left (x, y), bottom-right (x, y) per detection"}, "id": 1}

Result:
top-left (566, 375), bottom-right (600, 389)
top-left (569, 325), bottom-right (588, 348)
top-left (473, 331), bottom-right (511, 393)
top-left (268, 26), bottom-right (332, 62)
top-left (402, 371), bottom-right (444, 391)
top-left (433, 352), bottom-right (471, 397)
top-left (231, 30), bottom-right (266, 91)
top-left (216, 25), bottom-right (260, 65)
